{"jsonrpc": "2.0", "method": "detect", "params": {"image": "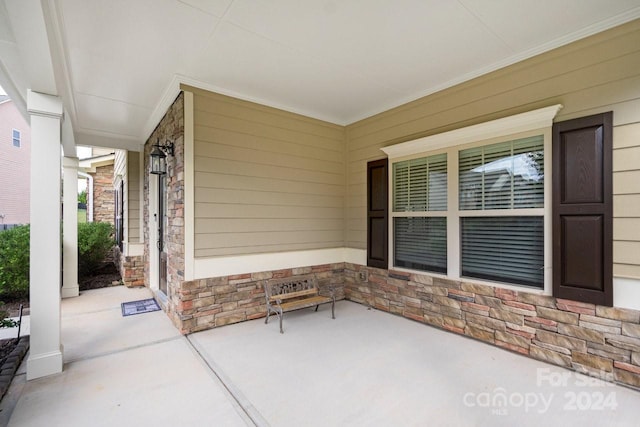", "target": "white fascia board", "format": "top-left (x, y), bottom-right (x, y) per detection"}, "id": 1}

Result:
top-left (381, 104), bottom-right (563, 159)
